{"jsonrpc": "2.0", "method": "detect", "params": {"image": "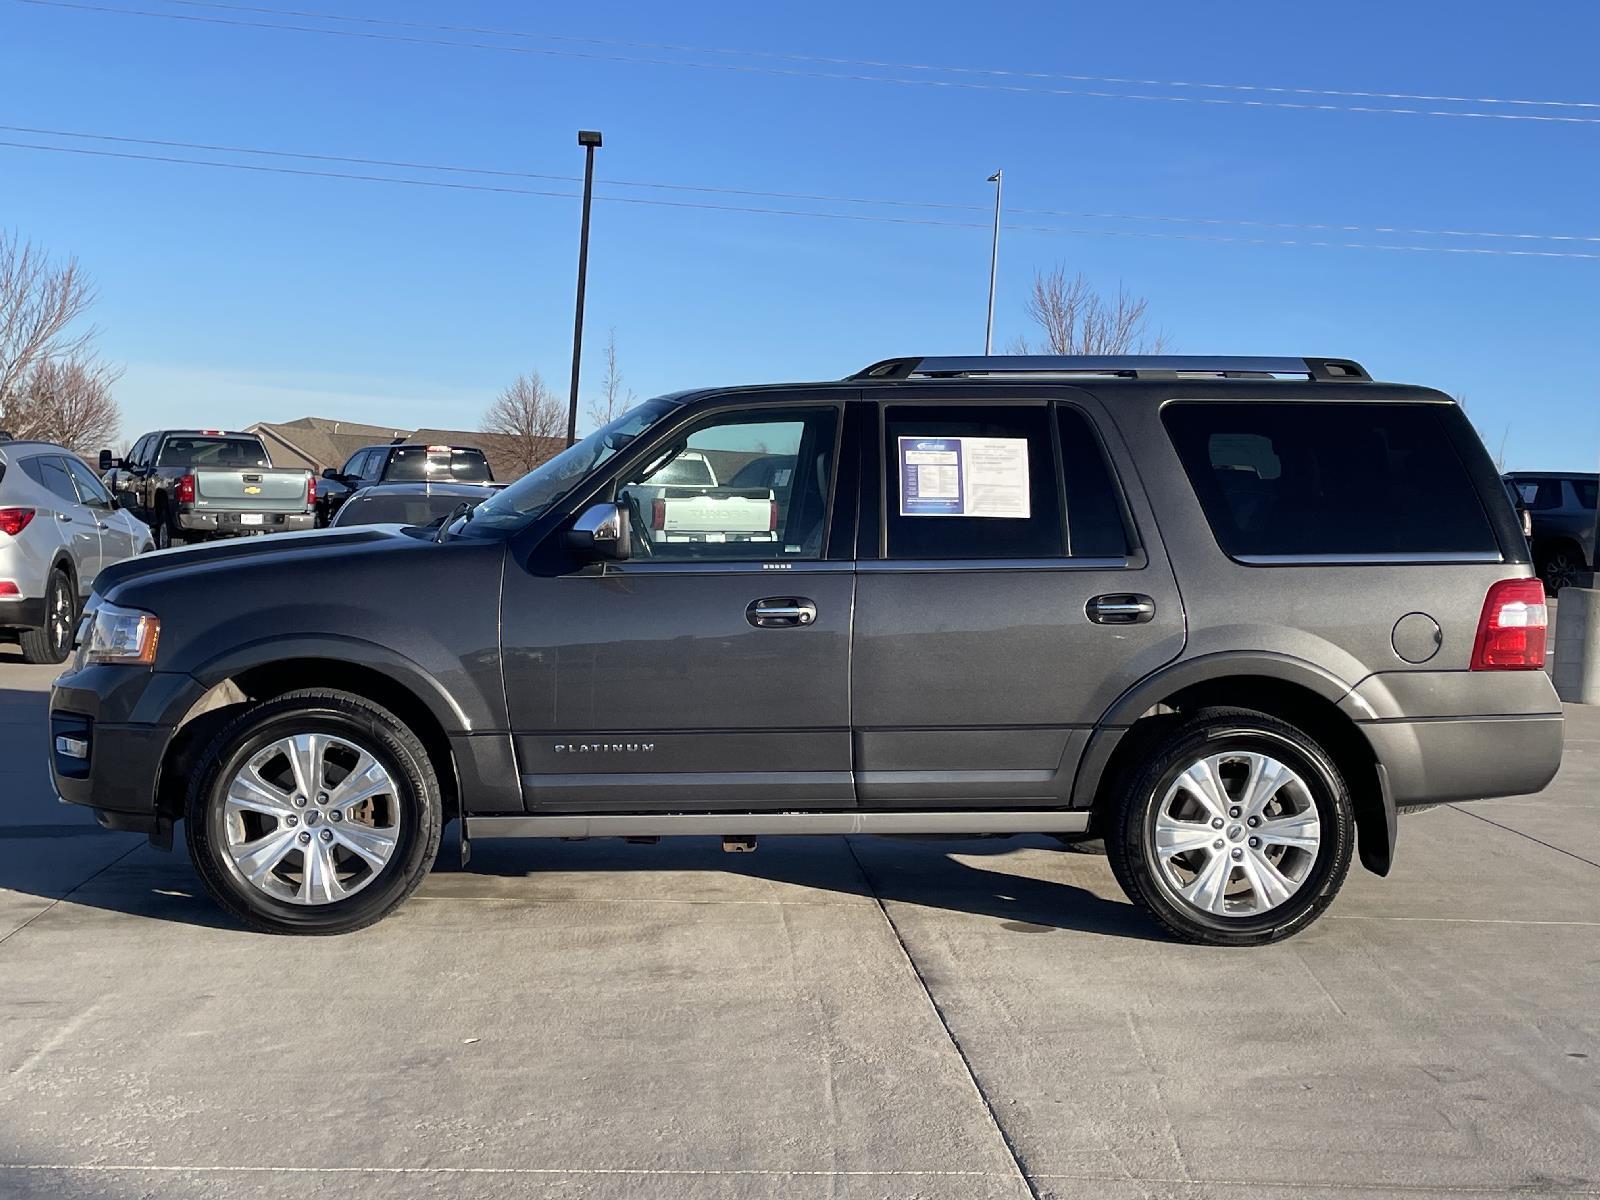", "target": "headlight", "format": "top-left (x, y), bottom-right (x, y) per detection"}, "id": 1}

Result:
top-left (83, 602), bottom-right (161, 666)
